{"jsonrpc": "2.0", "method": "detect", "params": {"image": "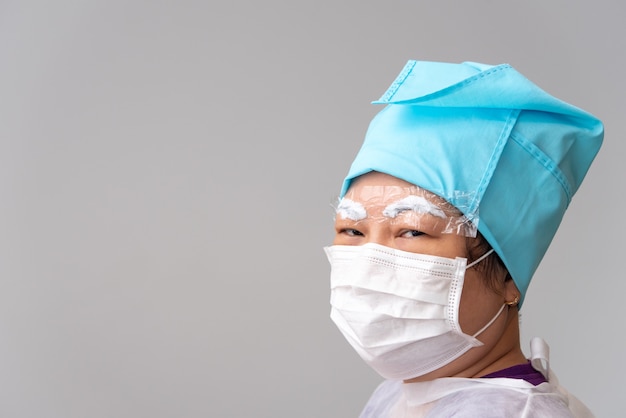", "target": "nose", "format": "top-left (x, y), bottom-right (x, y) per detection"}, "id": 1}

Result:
top-left (363, 222), bottom-right (394, 248)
